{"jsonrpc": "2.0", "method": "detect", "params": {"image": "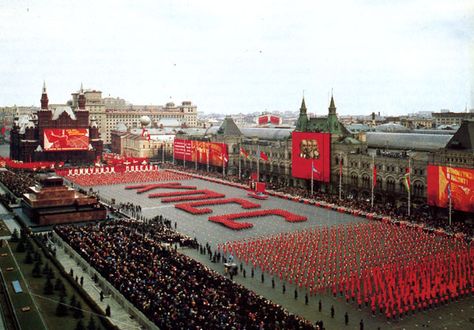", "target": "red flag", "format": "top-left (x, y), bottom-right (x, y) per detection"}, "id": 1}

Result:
top-left (373, 164), bottom-right (377, 187)
top-left (404, 167), bottom-right (411, 192)
top-left (240, 147), bottom-right (249, 159)
top-left (260, 151), bottom-right (269, 161)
